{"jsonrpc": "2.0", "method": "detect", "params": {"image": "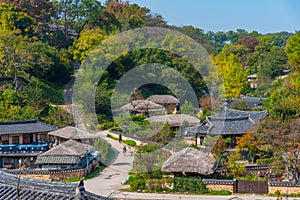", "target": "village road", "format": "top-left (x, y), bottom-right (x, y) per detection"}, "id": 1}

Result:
top-left (85, 131), bottom-right (134, 197)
